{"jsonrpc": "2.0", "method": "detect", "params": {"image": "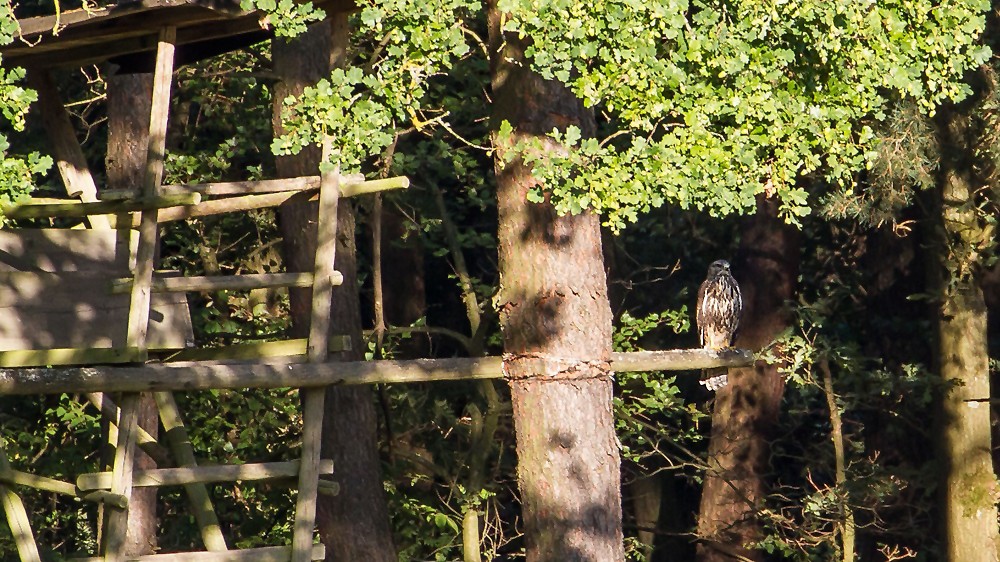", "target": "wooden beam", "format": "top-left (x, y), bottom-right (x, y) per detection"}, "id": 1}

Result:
top-left (1, 193), bottom-right (201, 220)
top-left (0, 350), bottom-right (755, 395)
top-left (110, 272), bottom-right (342, 294)
top-left (160, 335), bottom-right (351, 363)
top-left (78, 459), bottom-right (335, 491)
top-left (85, 393), bottom-right (174, 468)
top-left (100, 174), bottom-right (365, 199)
top-left (293, 138), bottom-right (340, 562)
top-left (0, 465), bottom-right (77, 496)
top-left (81, 490), bottom-right (130, 510)
top-left (127, 25), bottom-right (177, 356)
top-left (0, 347), bottom-right (146, 368)
top-left (609, 349), bottom-right (753, 372)
top-left (155, 391), bottom-right (228, 551)
top-left (103, 393), bottom-right (140, 561)
top-left (74, 544), bottom-right (326, 562)
top-left (0, 441), bottom-right (41, 562)
top-left (28, 69), bottom-right (113, 230)
top-left (338, 176), bottom-right (409, 198)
